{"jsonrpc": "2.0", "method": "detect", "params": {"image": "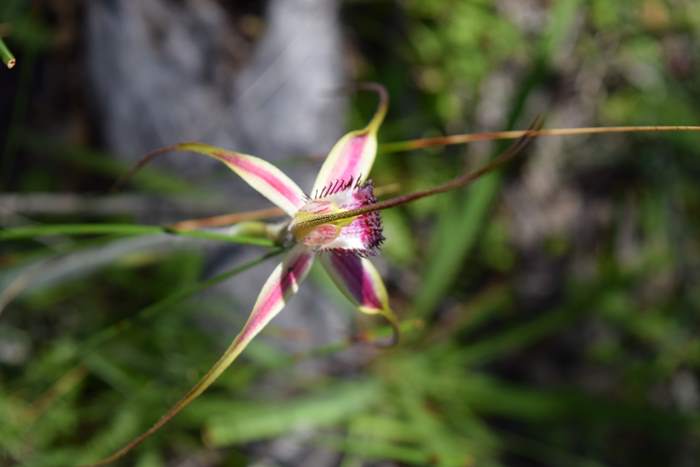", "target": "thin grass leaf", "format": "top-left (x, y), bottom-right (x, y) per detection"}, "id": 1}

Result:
top-left (0, 37), bottom-right (15, 68)
top-left (76, 249), bottom-right (284, 362)
top-left (501, 431), bottom-right (607, 467)
top-left (0, 223), bottom-right (274, 247)
top-left (410, 176), bottom-right (500, 318)
top-left (408, 69), bottom-right (544, 319)
top-left (0, 235), bottom-right (205, 316)
top-left (449, 373), bottom-right (697, 429)
top-left (379, 125), bottom-right (700, 155)
top-left (394, 378), bottom-right (475, 465)
top-left (328, 434), bottom-right (432, 466)
top-left (539, 0), bottom-right (583, 61)
top-left (455, 272), bottom-right (639, 366)
top-left (203, 380), bottom-right (381, 446)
